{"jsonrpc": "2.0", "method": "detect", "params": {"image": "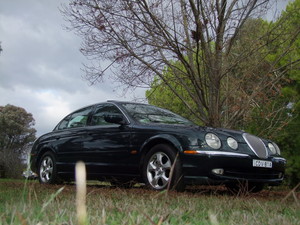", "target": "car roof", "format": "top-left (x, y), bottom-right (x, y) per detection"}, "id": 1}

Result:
top-left (70, 101), bottom-right (147, 112)
top-left (107, 100), bottom-right (148, 105)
